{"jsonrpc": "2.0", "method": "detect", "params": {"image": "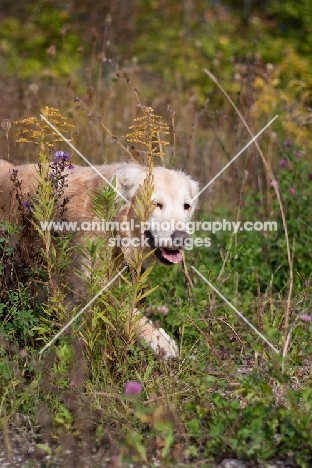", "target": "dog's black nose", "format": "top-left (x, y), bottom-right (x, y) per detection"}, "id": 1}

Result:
top-left (171, 230), bottom-right (190, 248)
